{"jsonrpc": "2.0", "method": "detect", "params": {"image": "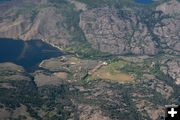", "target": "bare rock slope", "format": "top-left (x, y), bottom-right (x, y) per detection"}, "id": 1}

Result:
top-left (80, 7), bottom-right (158, 55)
top-left (0, 0), bottom-right (179, 55)
top-left (0, 0), bottom-right (70, 47)
top-left (80, 0), bottom-right (180, 55)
